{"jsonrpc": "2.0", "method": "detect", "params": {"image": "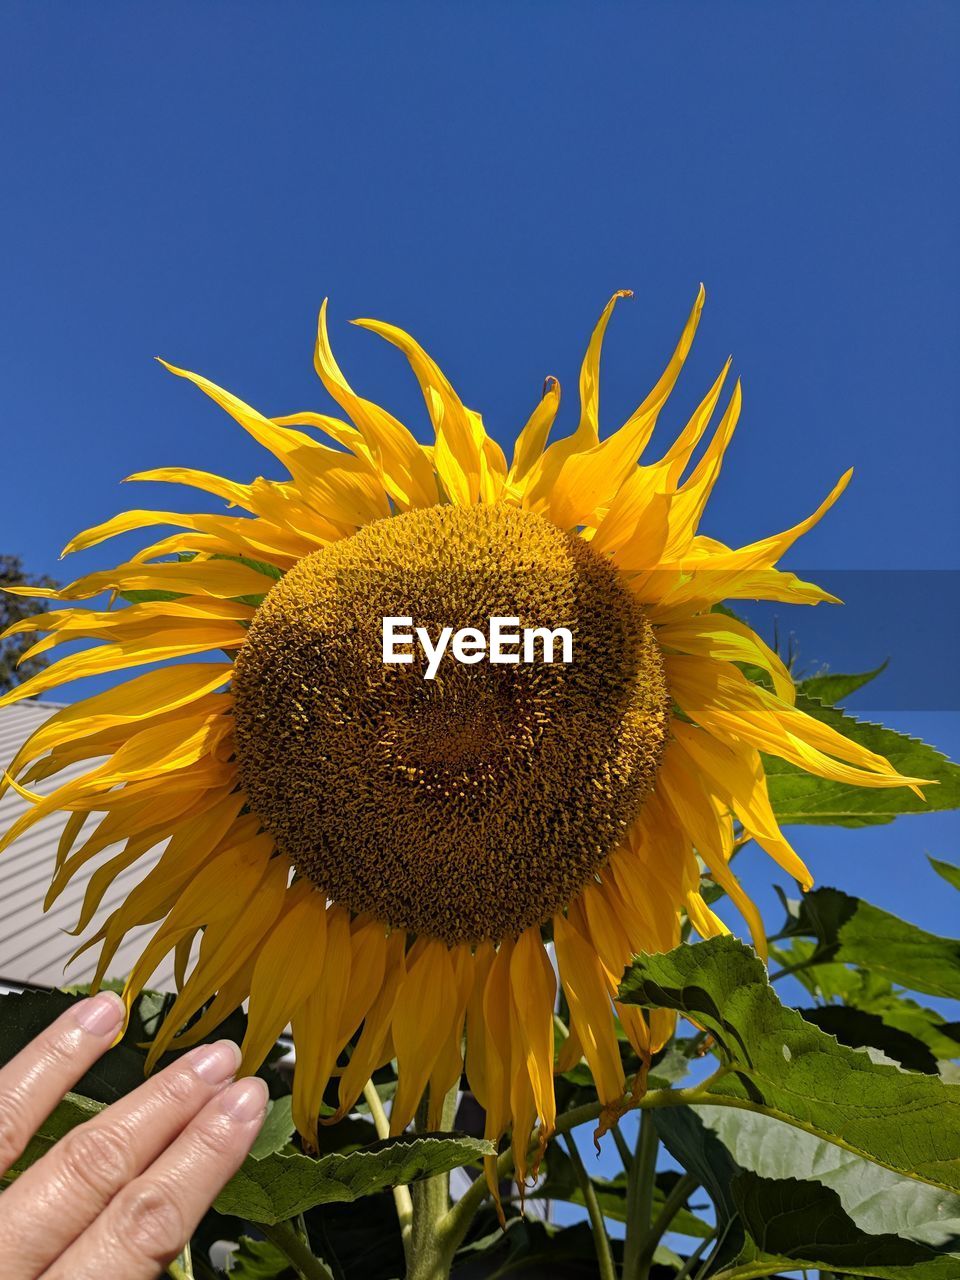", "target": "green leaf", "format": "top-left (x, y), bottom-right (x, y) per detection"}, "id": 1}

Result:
top-left (618, 937), bottom-right (960, 1195)
top-left (771, 944), bottom-right (960, 1060)
top-left (651, 1106), bottom-right (745, 1269)
top-left (930, 856), bottom-right (960, 892)
top-left (855, 989), bottom-right (960, 1062)
top-left (302, 1188), bottom-right (405, 1280)
top-left (797, 662), bottom-right (888, 706)
top-left (2, 1091), bottom-right (100, 1180)
top-left (698, 1105), bottom-right (960, 1255)
top-left (732, 1173), bottom-right (960, 1277)
top-left (214, 1133), bottom-right (495, 1224)
top-left (453, 1219), bottom-right (625, 1280)
top-left (657, 1107), bottom-right (960, 1277)
top-left (228, 1236), bottom-right (296, 1280)
top-left (764, 694), bottom-right (960, 826)
top-left (776, 885), bottom-right (960, 999)
top-left (249, 1096), bottom-right (296, 1160)
top-left (794, 1005), bottom-right (938, 1074)
top-left (0, 986), bottom-right (255, 1104)
top-left (0, 989), bottom-right (149, 1104)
